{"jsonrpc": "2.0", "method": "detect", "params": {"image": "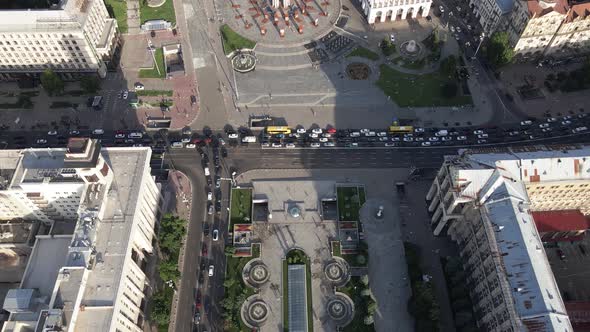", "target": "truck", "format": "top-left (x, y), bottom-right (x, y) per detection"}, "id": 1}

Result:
top-left (434, 130), bottom-right (449, 137)
top-left (241, 136), bottom-right (257, 143)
